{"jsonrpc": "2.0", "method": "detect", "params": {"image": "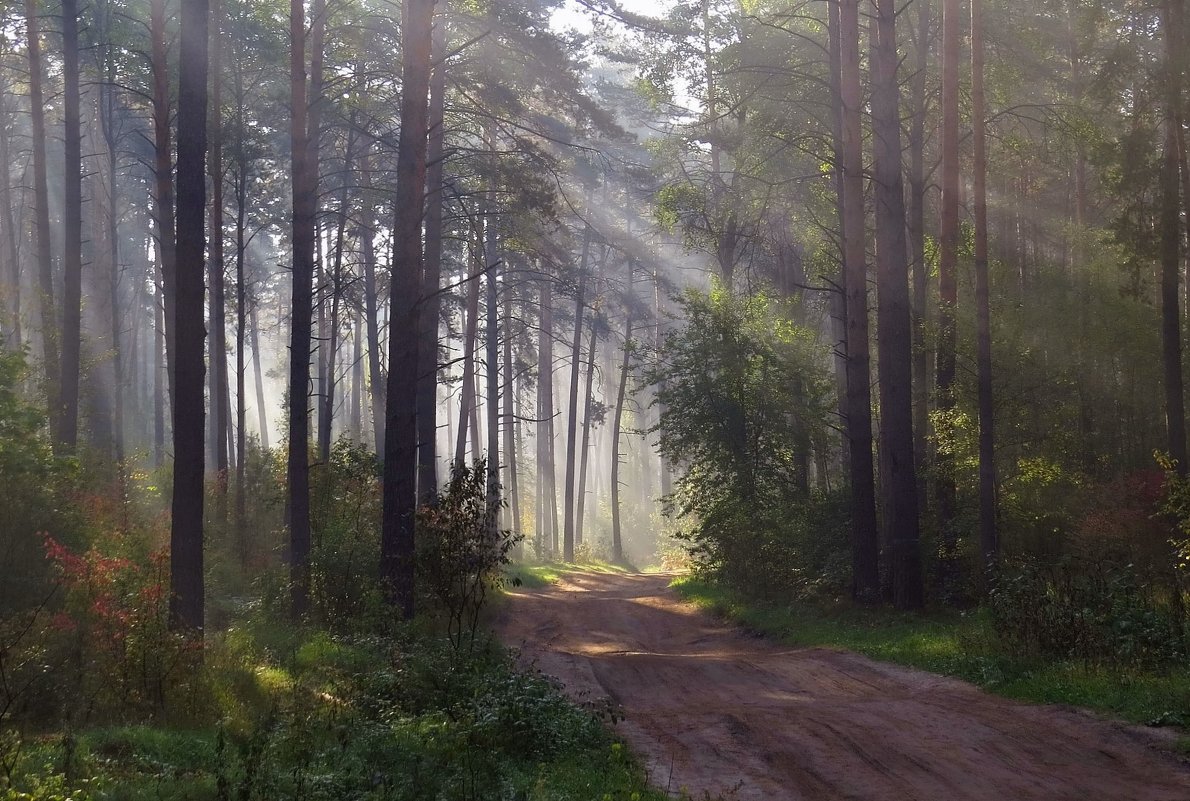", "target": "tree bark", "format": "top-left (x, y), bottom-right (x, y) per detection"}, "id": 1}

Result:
top-left (319, 123), bottom-right (357, 460)
top-left (454, 231), bottom-right (483, 468)
top-left (59, 0), bottom-right (83, 453)
top-left (937, 0), bottom-right (962, 574)
top-left (871, 0), bottom-right (924, 609)
top-left (563, 230), bottom-right (591, 561)
top-left (382, 0), bottom-right (434, 617)
top-left (1161, 0), bottom-right (1188, 473)
top-left (909, 0), bottom-right (930, 481)
top-left (972, 0), bottom-right (998, 562)
top-left (839, 0), bottom-right (880, 601)
top-left (170, 0), bottom-right (210, 635)
top-left (611, 313), bottom-right (634, 564)
top-left (209, 0), bottom-right (229, 511)
top-left (288, 0), bottom-right (316, 618)
top-left (538, 275), bottom-right (560, 554)
top-left (25, 0), bottom-right (59, 441)
top-left (249, 302), bottom-right (268, 450)
top-left (418, 15), bottom-right (447, 504)
top-left (151, 0), bottom-right (177, 408)
top-left (575, 309), bottom-right (599, 546)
